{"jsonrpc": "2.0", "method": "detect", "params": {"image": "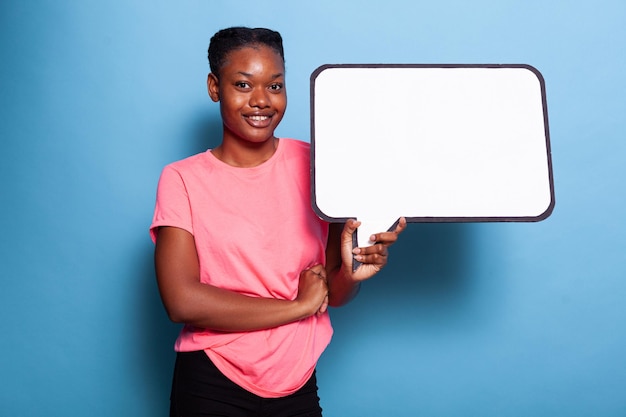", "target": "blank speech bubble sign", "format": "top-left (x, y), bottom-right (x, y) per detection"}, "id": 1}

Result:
top-left (310, 64), bottom-right (554, 247)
